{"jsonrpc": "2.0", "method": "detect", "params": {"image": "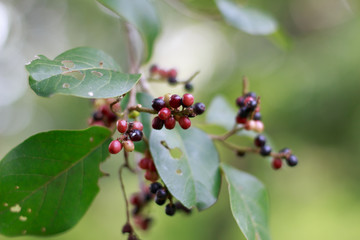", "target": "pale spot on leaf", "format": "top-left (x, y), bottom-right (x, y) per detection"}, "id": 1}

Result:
top-left (41, 227), bottom-right (46, 232)
top-left (99, 61), bottom-right (103, 68)
top-left (176, 169), bottom-right (183, 176)
top-left (89, 137), bottom-right (94, 142)
top-left (27, 208), bottom-right (32, 213)
top-left (60, 66), bottom-right (69, 72)
top-left (88, 91), bottom-right (94, 97)
top-left (62, 71), bottom-right (85, 81)
top-left (3, 202), bottom-right (8, 207)
top-left (61, 60), bottom-right (75, 69)
top-left (15, 185), bottom-right (19, 189)
top-left (19, 216), bottom-right (27, 222)
top-left (10, 204), bottom-right (21, 213)
top-left (62, 83), bottom-right (70, 88)
top-left (91, 71), bottom-right (103, 77)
